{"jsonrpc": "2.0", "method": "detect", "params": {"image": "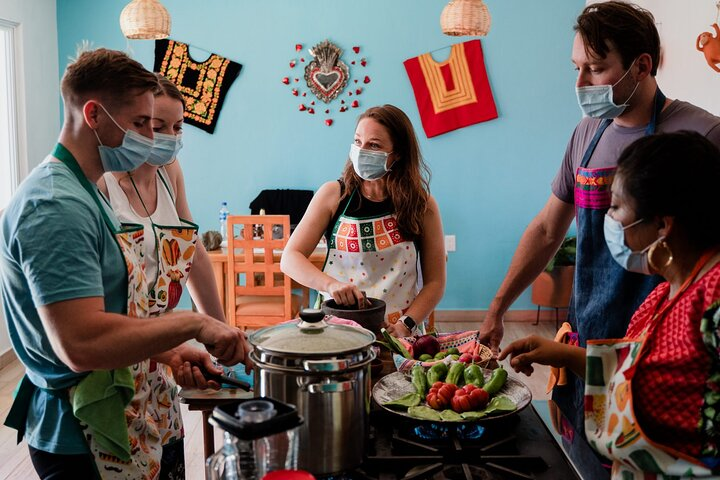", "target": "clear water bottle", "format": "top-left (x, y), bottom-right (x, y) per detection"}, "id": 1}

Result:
top-left (206, 432), bottom-right (242, 480)
top-left (219, 201), bottom-right (229, 242)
